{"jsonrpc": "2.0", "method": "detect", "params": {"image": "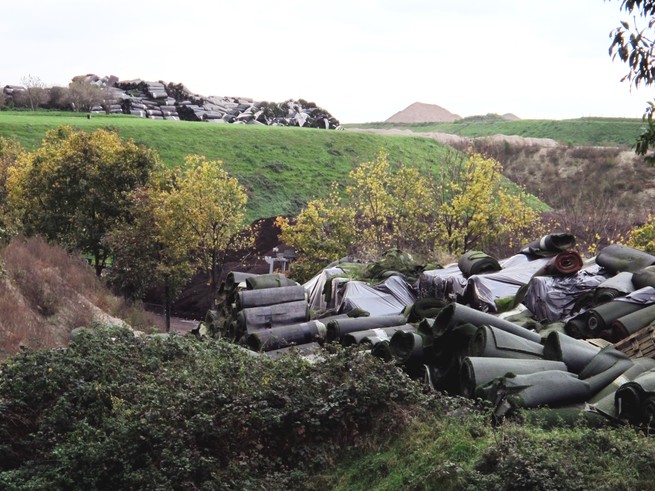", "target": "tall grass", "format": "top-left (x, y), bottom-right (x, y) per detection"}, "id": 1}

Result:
top-left (0, 236), bottom-right (162, 357)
